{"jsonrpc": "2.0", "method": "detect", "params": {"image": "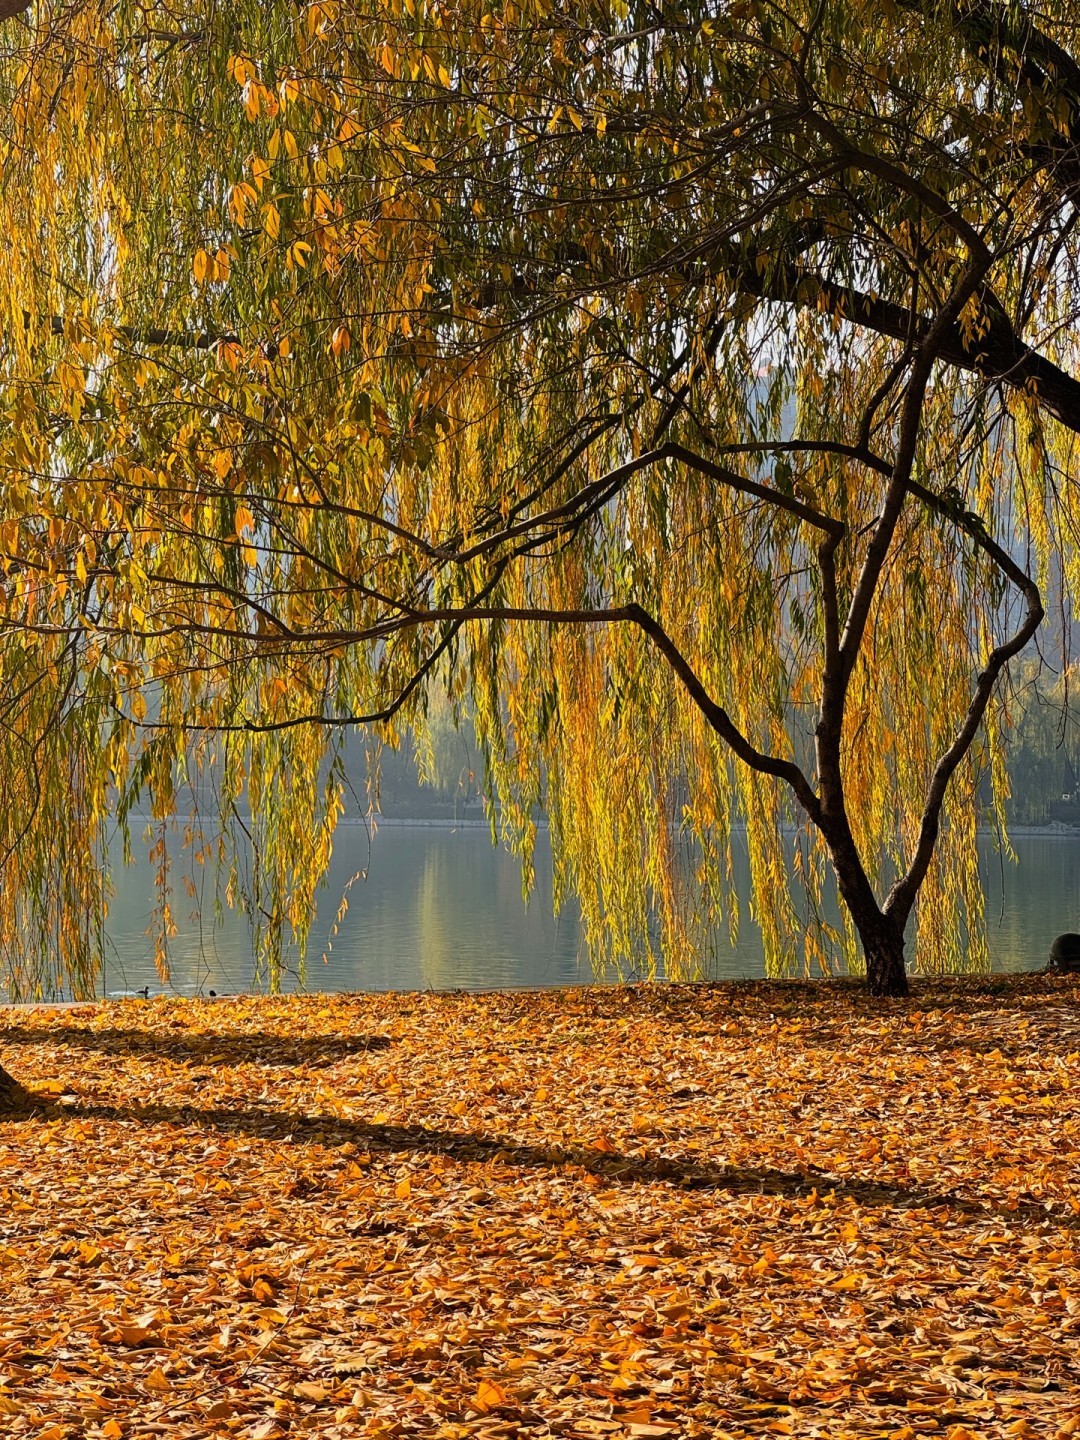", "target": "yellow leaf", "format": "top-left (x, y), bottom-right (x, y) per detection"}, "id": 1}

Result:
top-left (143, 1367), bottom-right (171, 1394)
top-left (102, 1423), bottom-right (124, 1439)
top-left (234, 504), bottom-right (255, 538)
top-left (263, 203), bottom-right (281, 240)
top-left (395, 1175), bottom-right (412, 1200)
top-left (294, 1382), bottom-right (329, 1402)
top-left (830, 1273), bottom-right (861, 1292)
top-left (228, 182), bottom-right (257, 226)
top-left (331, 325), bottom-right (350, 357)
top-left (473, 1379), bottom-right (508, 1413)
top-left (118, 1324), bottom-right (154, 1346)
